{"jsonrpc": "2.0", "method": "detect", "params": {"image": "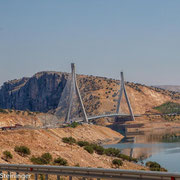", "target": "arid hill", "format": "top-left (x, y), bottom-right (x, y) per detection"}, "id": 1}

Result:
top-left (155, 85), bottom-right (180, 93)
top-left (0, 71), bottom-right (179, 117)
top-left (0, 117), bottom-right (147, 171)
